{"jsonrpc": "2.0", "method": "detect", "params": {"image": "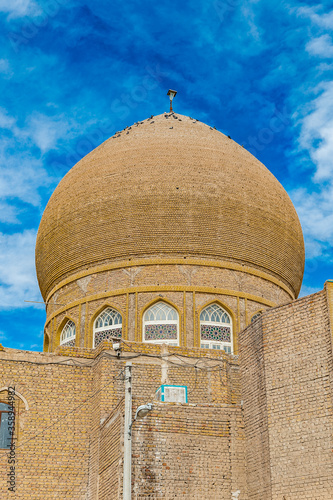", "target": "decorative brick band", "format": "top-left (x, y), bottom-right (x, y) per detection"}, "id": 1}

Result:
top-left (45, 257), bottom-right (295, 305)
top-left (44, 284), bottom-right (277, 330)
